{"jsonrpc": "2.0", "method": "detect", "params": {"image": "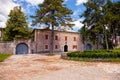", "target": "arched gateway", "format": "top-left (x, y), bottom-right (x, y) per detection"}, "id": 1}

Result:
top-left (16, 43), bottom-right (28, 54)
top-left (85, 43), bottom-right (92, 50)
